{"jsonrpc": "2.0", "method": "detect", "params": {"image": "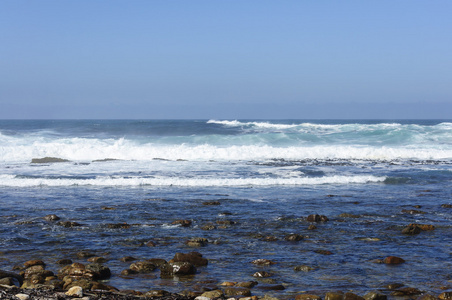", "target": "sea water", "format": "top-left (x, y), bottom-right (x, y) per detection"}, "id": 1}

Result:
top-left (1, 119), bottom-right (451, 296)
